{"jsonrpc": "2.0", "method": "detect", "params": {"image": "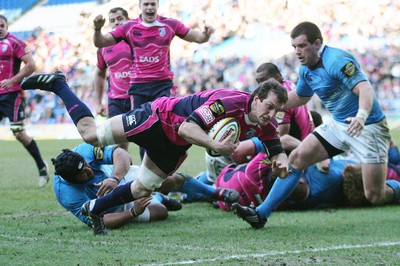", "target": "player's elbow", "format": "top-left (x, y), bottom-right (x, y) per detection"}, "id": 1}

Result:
top-left (177, 122), bottom-right (190, 138)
